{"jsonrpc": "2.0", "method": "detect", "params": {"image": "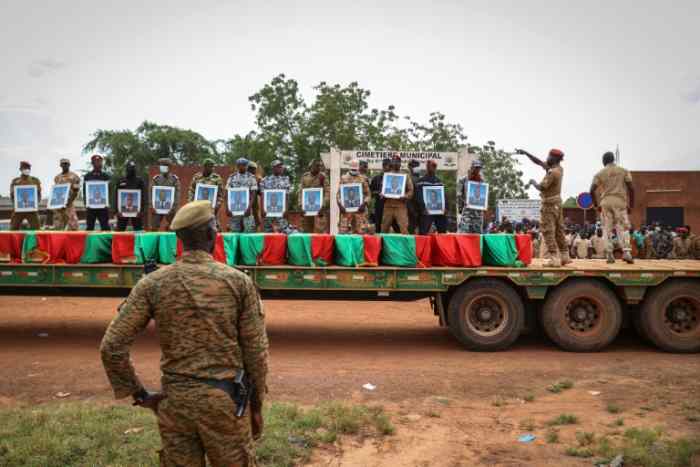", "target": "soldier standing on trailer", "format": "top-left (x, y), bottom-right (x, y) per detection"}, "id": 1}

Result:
top-left (10, 161), bottom-right (41, 230)
top-left (416, 160), bottom-right (448, 234)
top-left (589, 151), bottom-right (635, 264)
top-left (247, 161), bottom-right (262, 231)
top-left (53, 158), bottom-right (81, 230)
top-left (517, 148), bottom-right (571, 267)
top-left (259, 159), bottom-right (291, 233)
top-left (84, 154), bottom-right (112, 231)
top-left (337, 160), bottom-right (371, 234)
top-left (407, 160), bottom-right (421, 234)
top-left (151, 158), bottom-right (180, 231)
top-left (370, 158), bottom-right (392, 232)
top-left (457, 160), bottom-right (485, 233)
top-left (299, 159), bottom-right (330, 233)
top-left (116, 161), bottom-right (146, 231)
top-left (226, 158), bottom-right (258, 233)
top-left (100, 200), bottom-right (268, 466)
top-left (380, 155), bottom-right (413, 234)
